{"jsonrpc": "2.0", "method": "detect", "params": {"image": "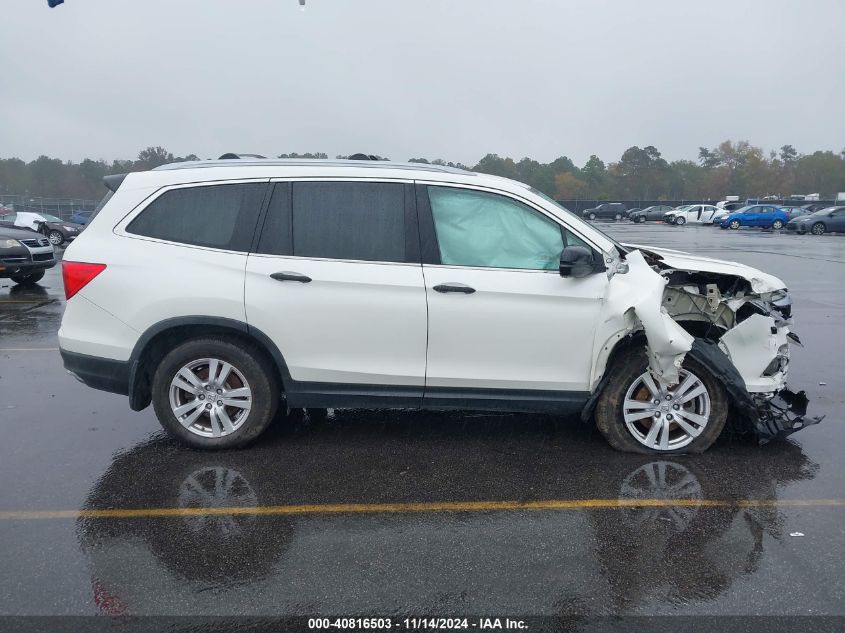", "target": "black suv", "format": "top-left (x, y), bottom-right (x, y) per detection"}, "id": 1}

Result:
top-left (581, 202), bottom-right (627, 221)
top-left (0, 227), bottom-right (56, 285)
